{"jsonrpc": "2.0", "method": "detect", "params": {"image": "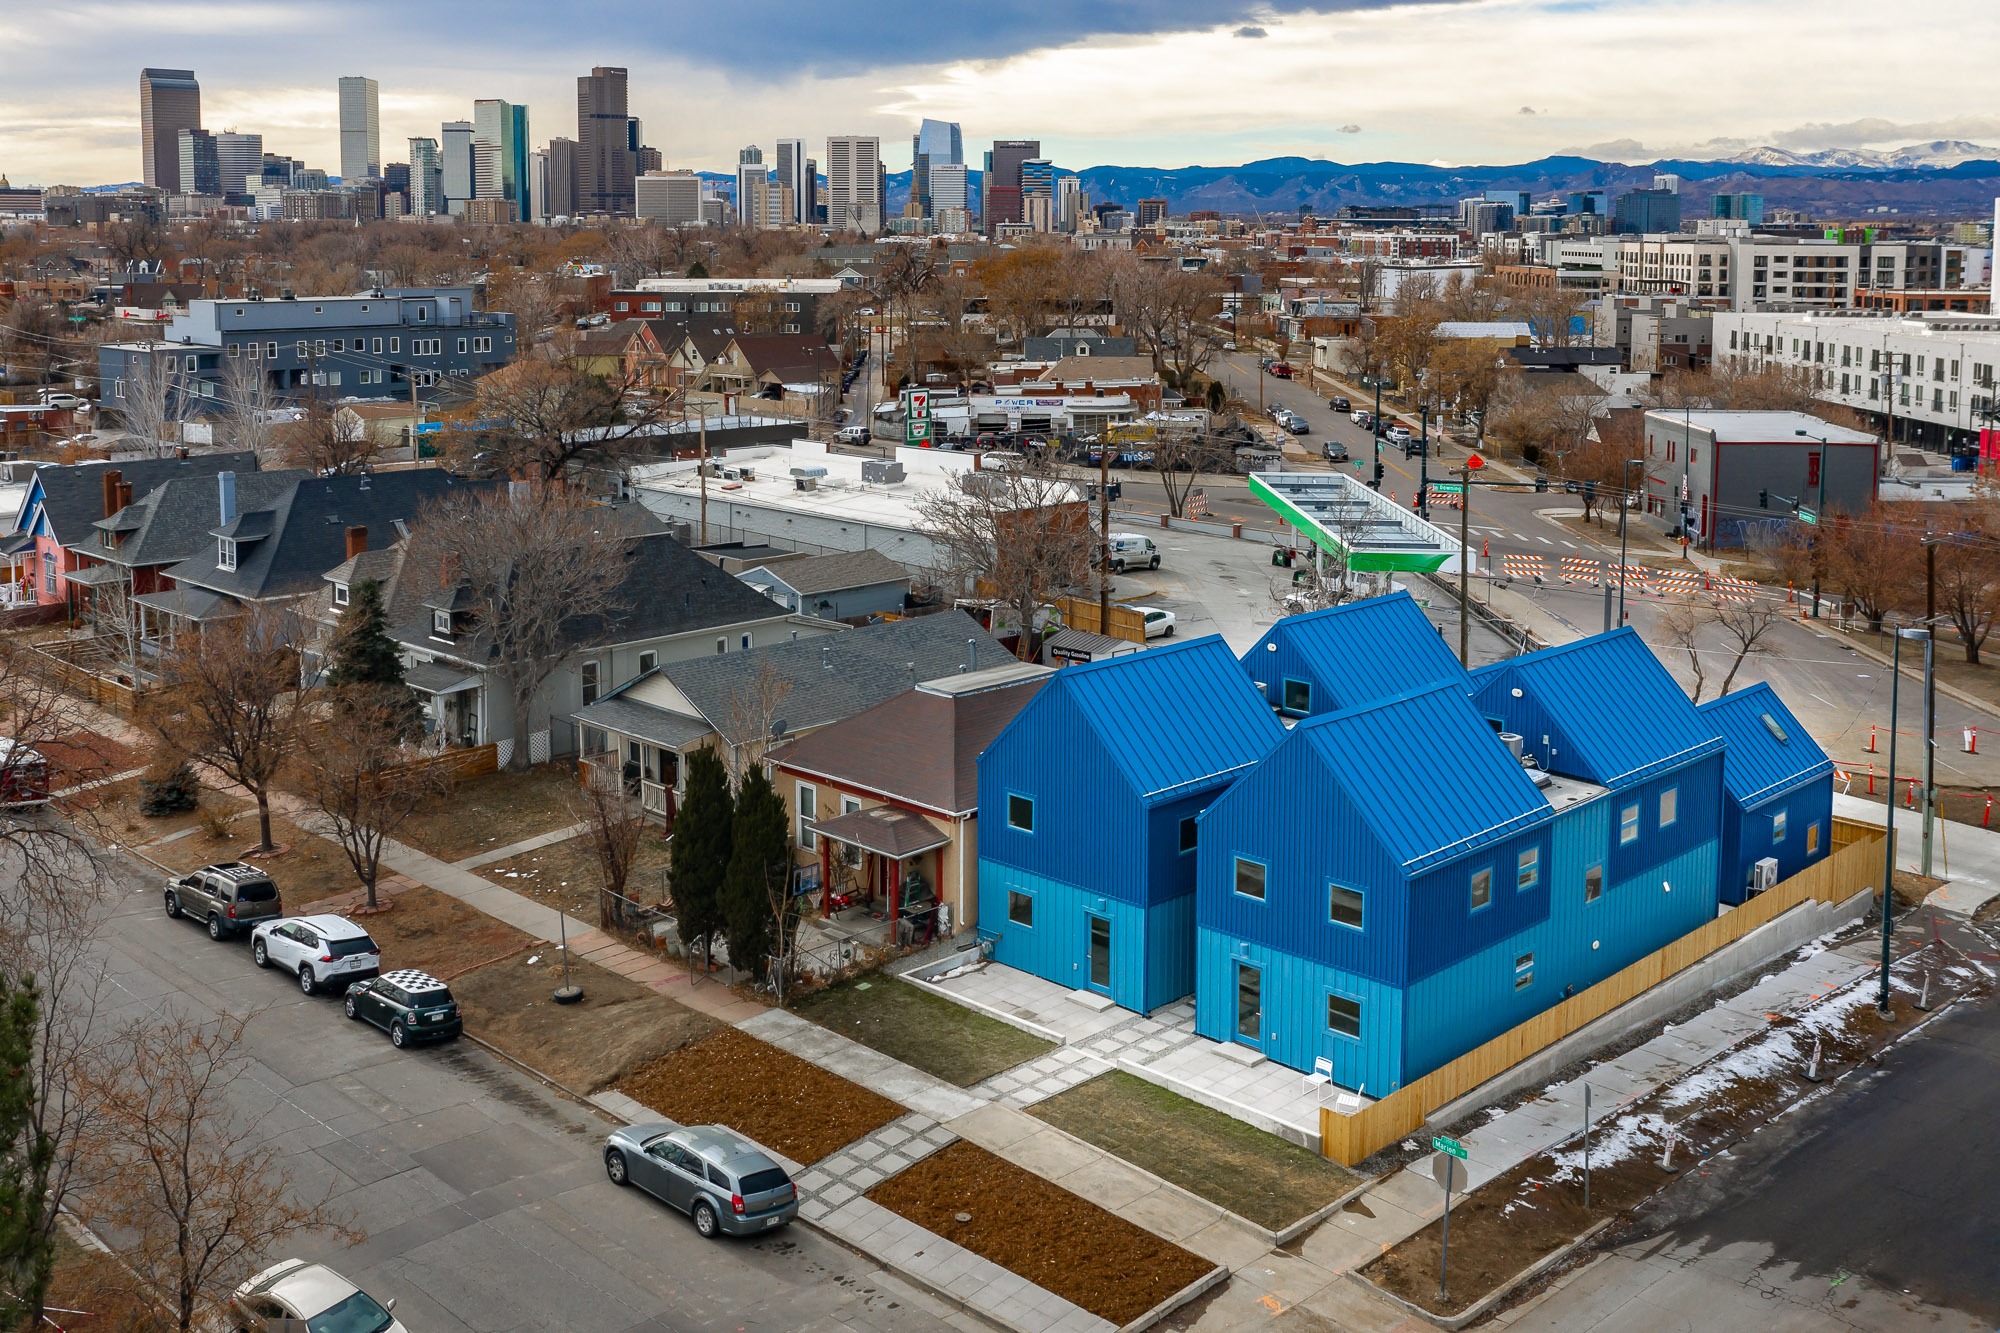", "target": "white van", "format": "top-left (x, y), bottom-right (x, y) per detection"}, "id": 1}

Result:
top-left (1106, 533), bottom-right (1161, 572)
